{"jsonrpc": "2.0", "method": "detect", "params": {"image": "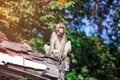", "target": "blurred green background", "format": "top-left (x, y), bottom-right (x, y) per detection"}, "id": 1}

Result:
top-left (0, 0), bottom-right (120, 80)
